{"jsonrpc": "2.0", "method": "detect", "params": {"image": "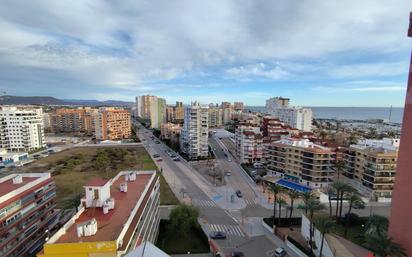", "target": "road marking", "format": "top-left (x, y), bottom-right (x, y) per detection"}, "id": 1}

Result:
top-left (192, 199), bottom-right (217, 207)
top-left (208, 224), bottom-right (245, 237)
